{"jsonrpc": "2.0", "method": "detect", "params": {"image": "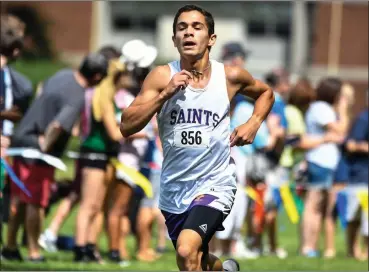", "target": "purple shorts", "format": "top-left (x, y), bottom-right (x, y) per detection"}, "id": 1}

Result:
top-left (161, 194), bottom-right (226, 244)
